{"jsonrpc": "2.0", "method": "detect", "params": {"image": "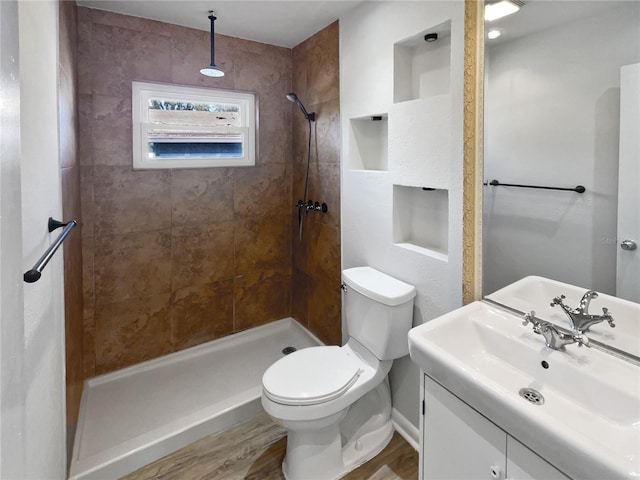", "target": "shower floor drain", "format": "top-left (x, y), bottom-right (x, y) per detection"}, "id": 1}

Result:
top-left (519, 387), bottom-right (544, 405)
top-left (282, 346), bottom-right (297, 355)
